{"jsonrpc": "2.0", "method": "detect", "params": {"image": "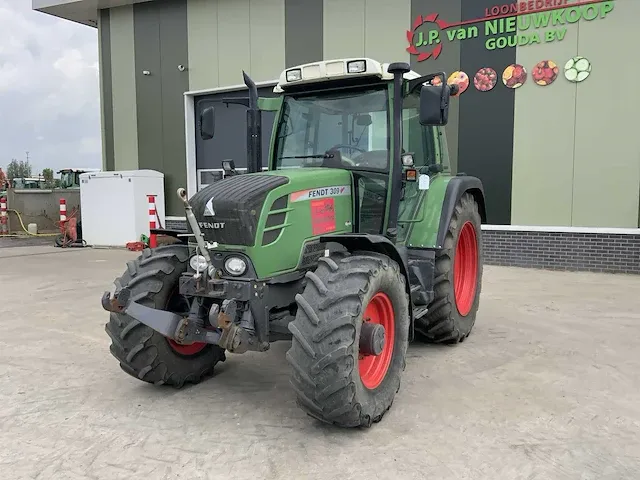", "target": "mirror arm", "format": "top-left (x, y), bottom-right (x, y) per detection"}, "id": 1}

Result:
top-left (407, 72), bottom-right (446, 96)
